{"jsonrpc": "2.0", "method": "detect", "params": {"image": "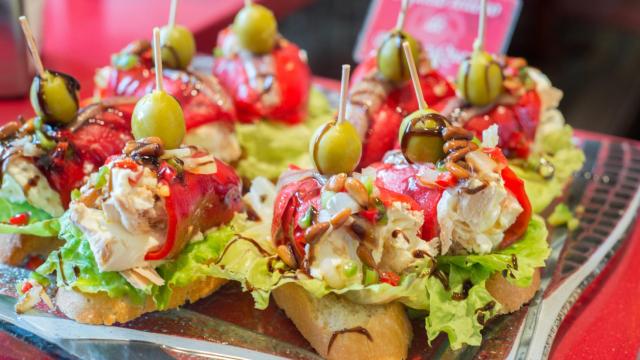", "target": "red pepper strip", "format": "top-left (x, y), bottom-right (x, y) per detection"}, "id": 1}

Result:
top-left (213, 28), bottom-right (311, 124)
top-left (9, 213), bottom-right (30, 226)
top-left (272, 176), bottom-right (322, 250)
top-left (500, 166), bottom-right (532, 248)
top-left (145, 160), bottom-right (242, 260)
top-left (379, 271), bottom-right (400, 286)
